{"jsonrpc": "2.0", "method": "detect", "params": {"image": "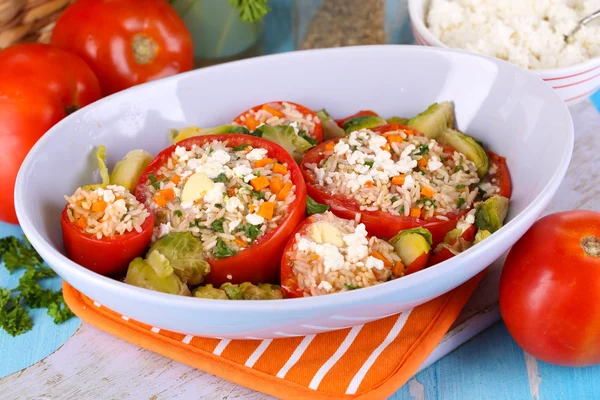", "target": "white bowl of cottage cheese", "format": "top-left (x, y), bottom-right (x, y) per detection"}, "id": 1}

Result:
top-left (408, 0), bottom-right (600, 105)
